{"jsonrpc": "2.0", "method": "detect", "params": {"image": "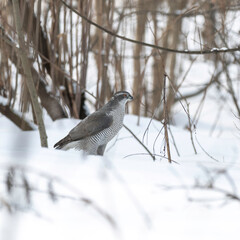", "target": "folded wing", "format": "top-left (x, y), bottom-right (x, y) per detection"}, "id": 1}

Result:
top-left (54, 112), bottom-right (113, 149)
